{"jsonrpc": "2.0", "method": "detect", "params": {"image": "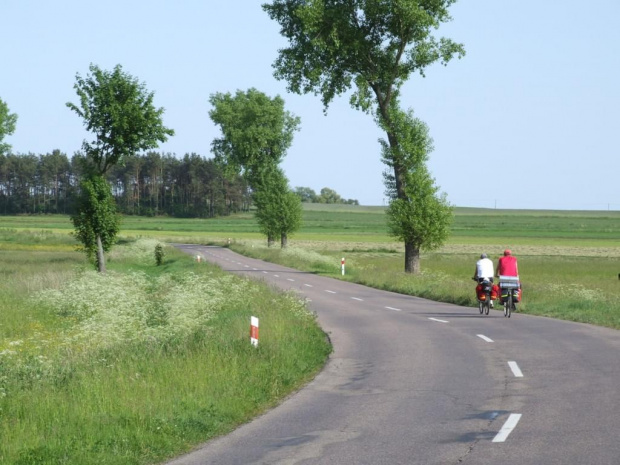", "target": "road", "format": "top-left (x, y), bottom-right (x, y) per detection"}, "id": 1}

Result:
top-left (168, 245), bottom-right (620, 465)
